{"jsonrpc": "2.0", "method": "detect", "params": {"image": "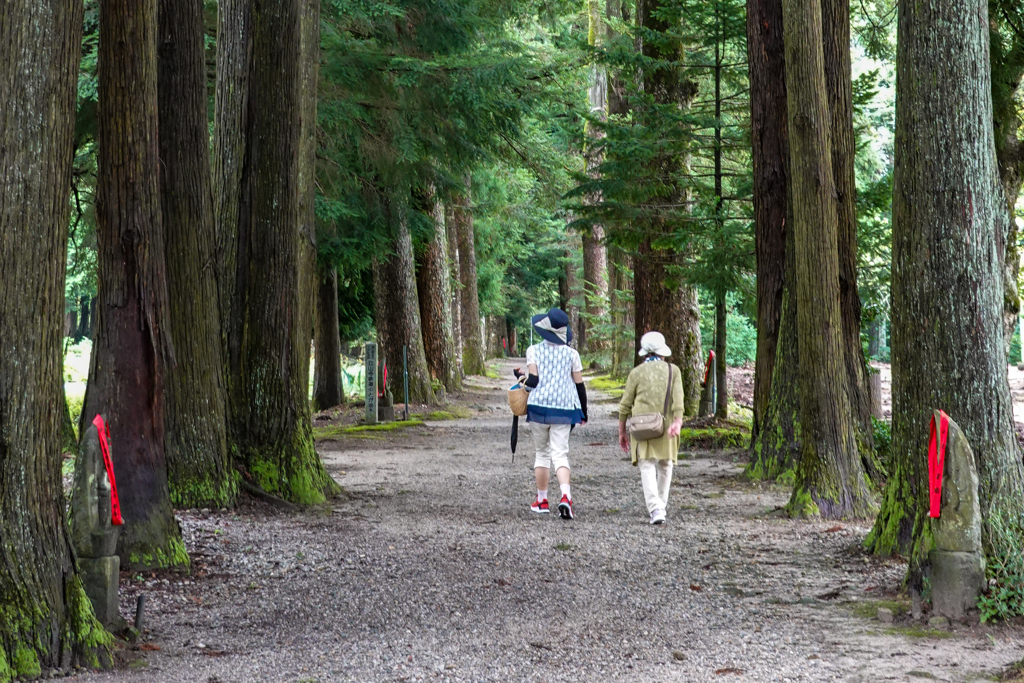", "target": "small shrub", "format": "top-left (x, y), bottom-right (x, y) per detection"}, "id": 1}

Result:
top-left (872, 417), bottom-right (891, 470)
top-left (979, 510), bottom-right (1024, 623)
